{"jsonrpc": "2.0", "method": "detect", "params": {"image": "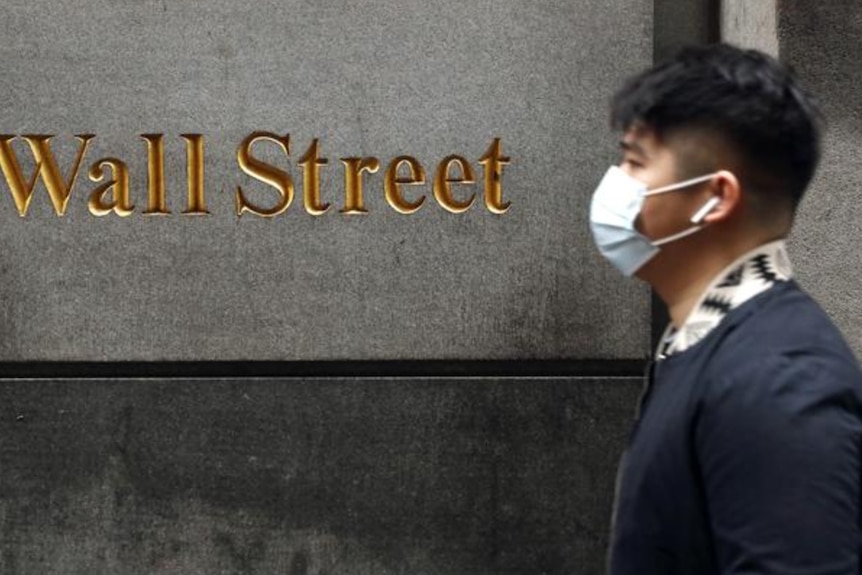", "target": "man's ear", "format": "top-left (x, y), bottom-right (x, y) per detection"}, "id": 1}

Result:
top-left (700, 170), bottom-right (741, 224)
